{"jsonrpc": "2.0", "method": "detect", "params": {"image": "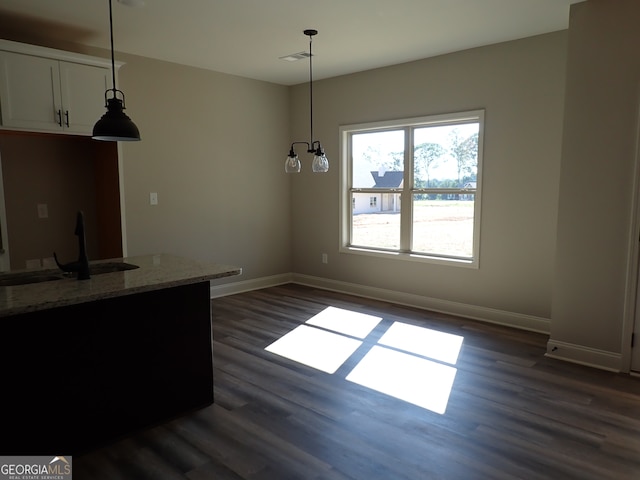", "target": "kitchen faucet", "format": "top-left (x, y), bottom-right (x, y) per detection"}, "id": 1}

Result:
top-left (54, 210), bottom-right (90, 280)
